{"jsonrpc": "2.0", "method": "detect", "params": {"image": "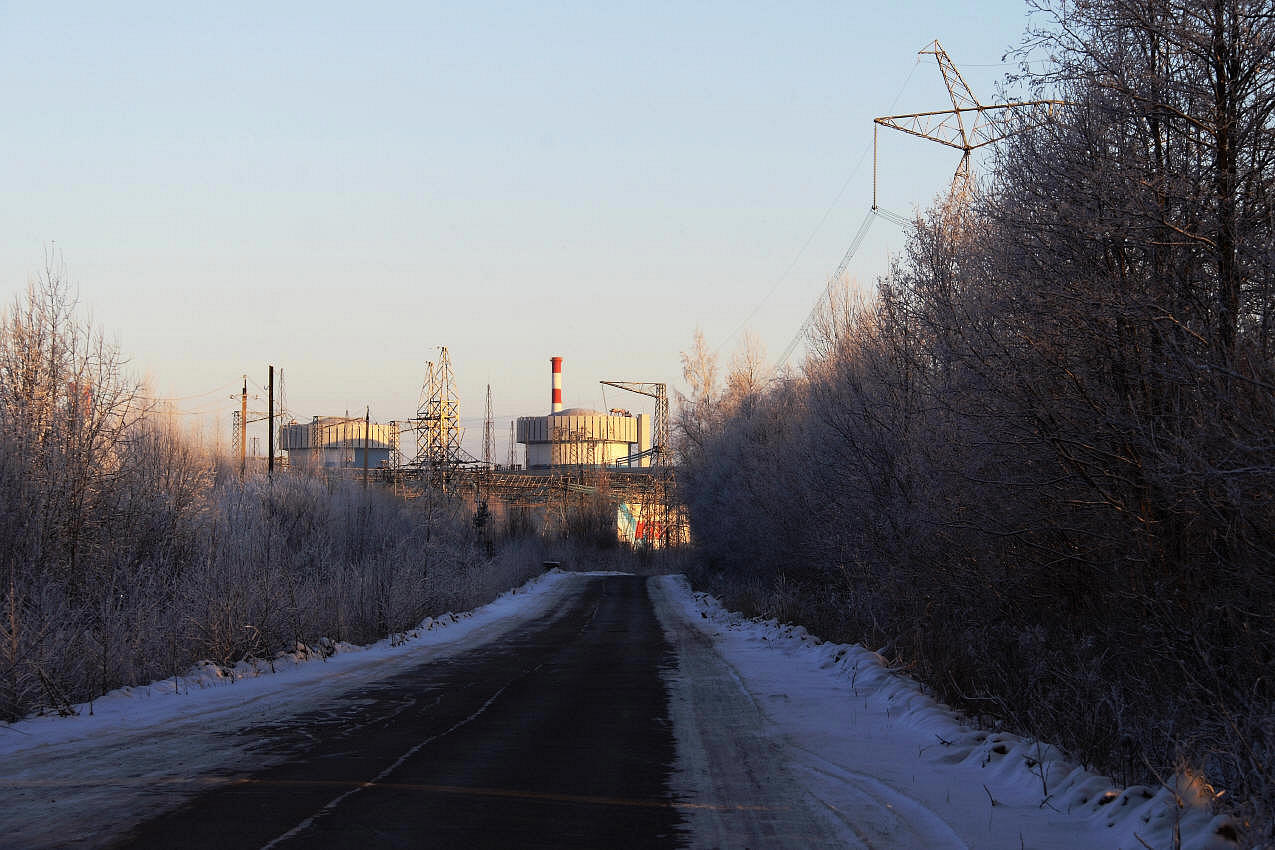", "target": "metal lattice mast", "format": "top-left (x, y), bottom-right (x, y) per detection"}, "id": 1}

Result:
top-left (873, 39), bottom-right (1066, 208)
top-left (402, 348), bottom-right (484, 488)
top-left (507, 421), bottom-right (516, 467)
top-left (410, 360), bottom-right (436, 467)
top-left (387, 421), bottom-right (401, 468)
top-left (407, 347), bottom-right (467, 487)
top-left (430, 347), bottom-right (464, 467)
